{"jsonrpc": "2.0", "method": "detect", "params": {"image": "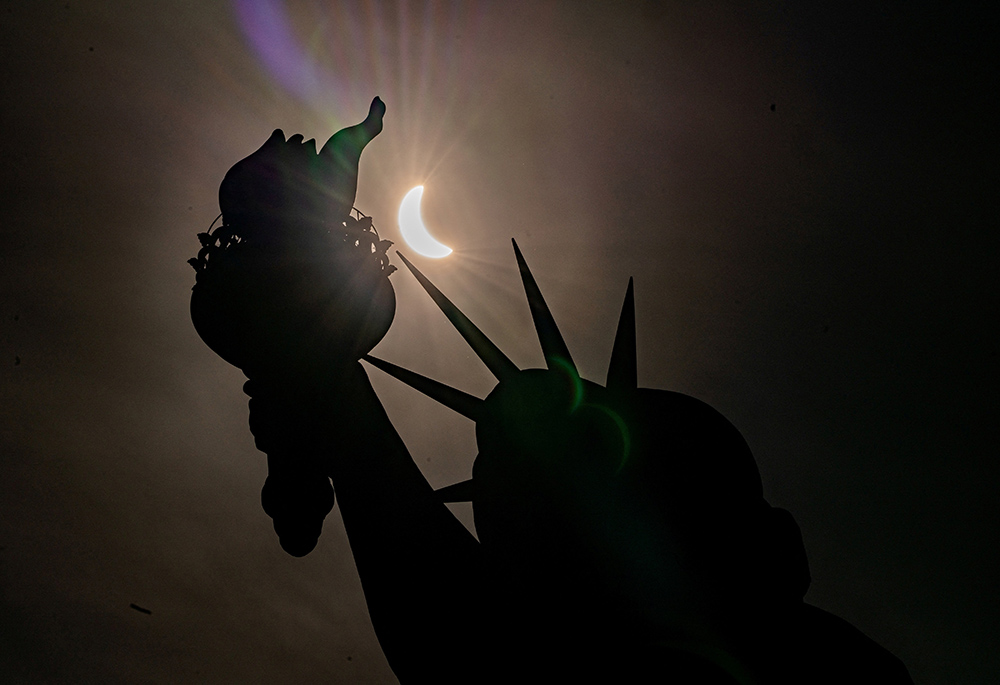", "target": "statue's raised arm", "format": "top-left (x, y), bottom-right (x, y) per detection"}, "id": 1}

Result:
top-left (189, 99), bottom-right (485, 681)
